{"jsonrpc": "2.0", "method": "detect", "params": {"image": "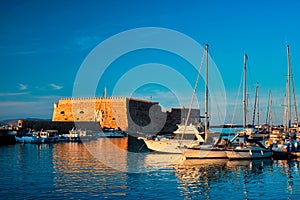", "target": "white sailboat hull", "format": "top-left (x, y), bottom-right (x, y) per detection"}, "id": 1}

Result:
top-left (141, 138), bottom-right (197, 154)
top-left (226, 147), bottom-right (272, 160)
top-left (184, 146), bottom-right (228, 159)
